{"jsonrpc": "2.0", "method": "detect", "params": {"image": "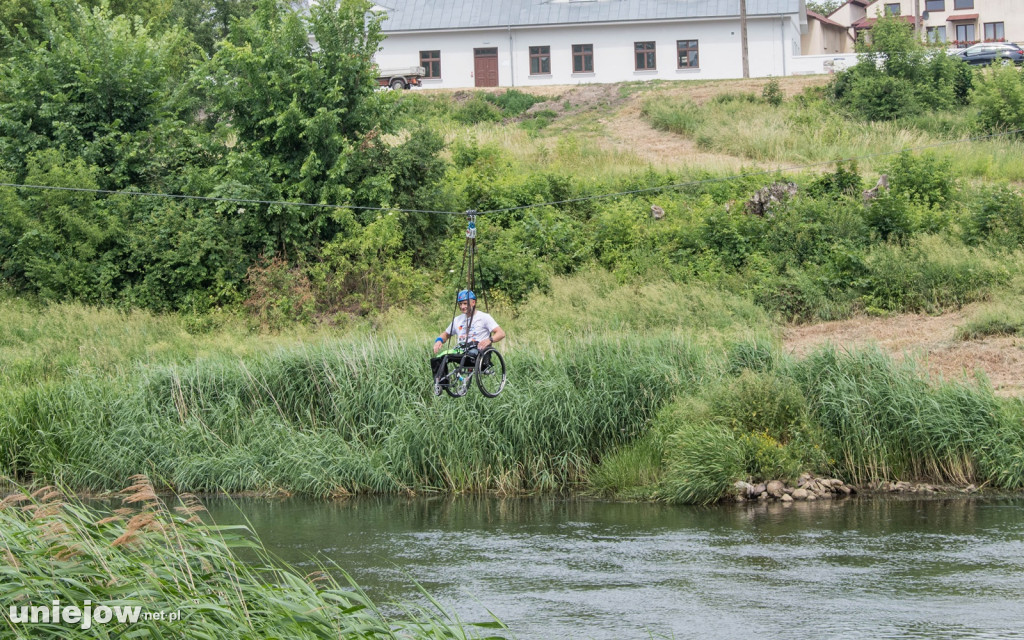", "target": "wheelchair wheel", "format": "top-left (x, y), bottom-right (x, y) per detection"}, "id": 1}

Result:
top-left (475, 347), bottom-right (506, 398)
top-left (442, 354), bottom-right (470, 398)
